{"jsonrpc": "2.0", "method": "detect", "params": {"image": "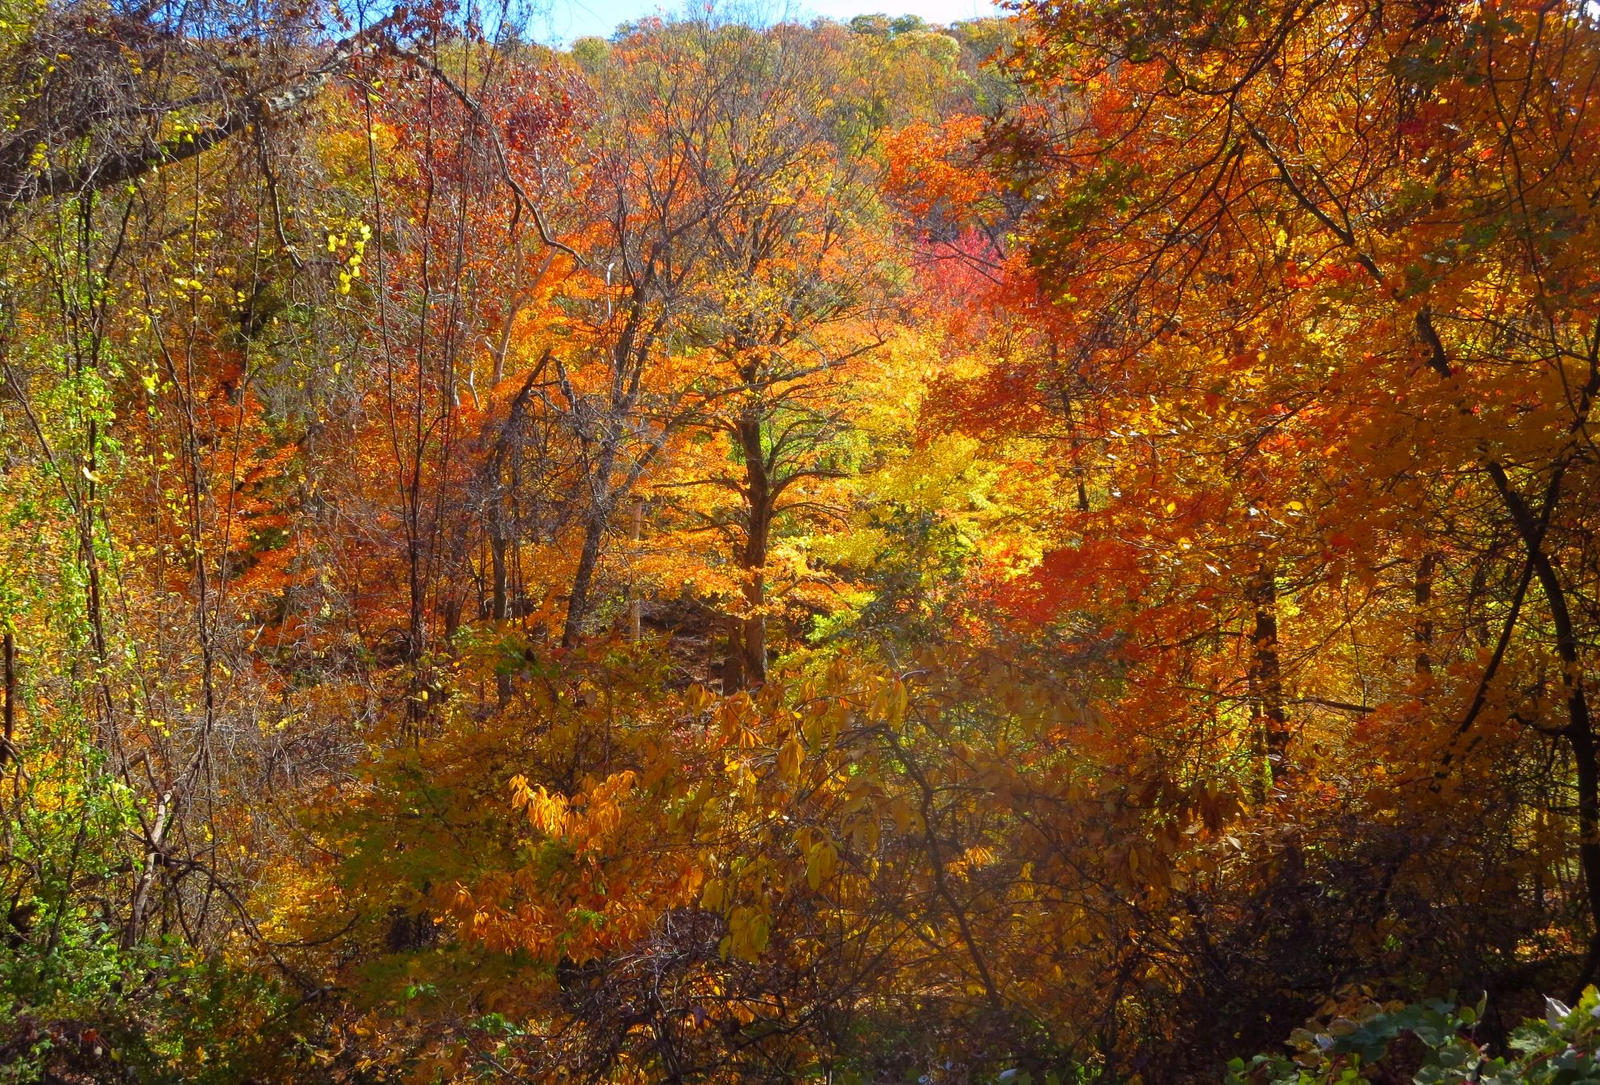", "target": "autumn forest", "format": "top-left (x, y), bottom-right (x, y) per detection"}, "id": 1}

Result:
top-left (1, 0), bottom-right (1598, 1080)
